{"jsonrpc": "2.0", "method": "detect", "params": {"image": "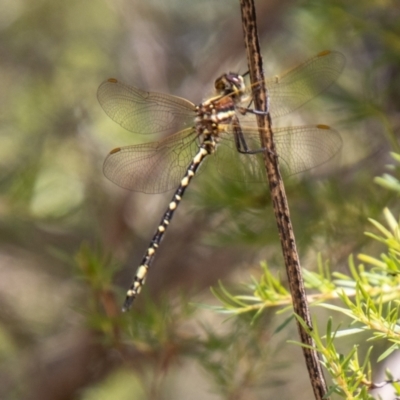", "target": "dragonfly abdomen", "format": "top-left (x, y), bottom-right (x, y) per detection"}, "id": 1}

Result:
top-left (122, 142), bottom-right (214, 311)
